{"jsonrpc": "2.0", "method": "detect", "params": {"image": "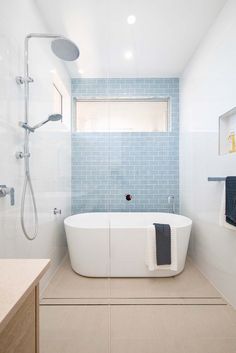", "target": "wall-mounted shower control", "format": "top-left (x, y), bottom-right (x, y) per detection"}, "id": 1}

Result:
top-left (53, 208), bottom-right (62, 215)
top-left (0, 185), bottom-right (15, 206)
top-left (168, 195), bottom-right (175, 214)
